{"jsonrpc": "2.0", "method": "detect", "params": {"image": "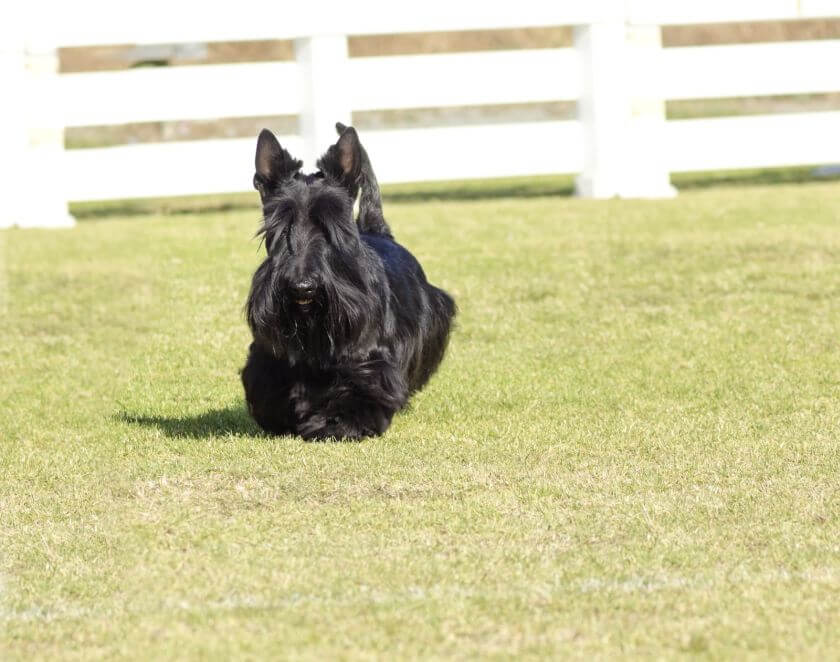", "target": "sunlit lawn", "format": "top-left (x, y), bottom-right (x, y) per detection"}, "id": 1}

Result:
top-left (1, 178), bottom-right (838, 659)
